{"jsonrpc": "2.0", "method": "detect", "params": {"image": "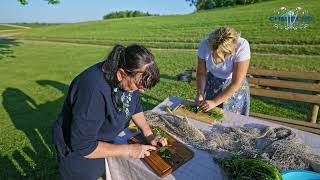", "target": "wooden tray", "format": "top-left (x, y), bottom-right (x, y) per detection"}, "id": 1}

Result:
top-left (172, 99), bottom-right (223, 125)
top-left (128, 127), bottom-right (194, 178)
